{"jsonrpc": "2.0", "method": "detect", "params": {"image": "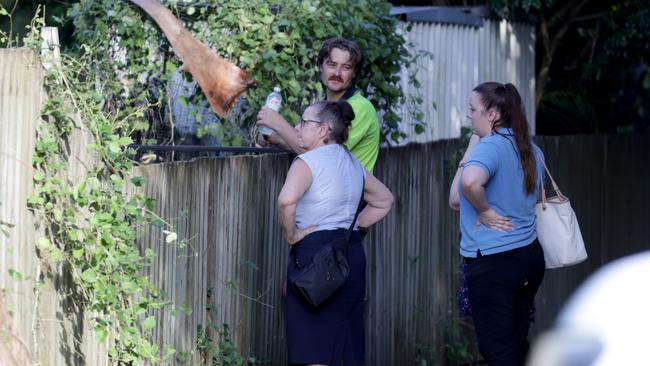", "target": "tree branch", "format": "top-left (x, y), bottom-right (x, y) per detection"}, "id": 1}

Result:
top-left (571, 11), bottom-right (610, 23)
top-left (536, 0), bottom-right (594, 106)
top-left (548, 0), bottom-right (591, 29)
